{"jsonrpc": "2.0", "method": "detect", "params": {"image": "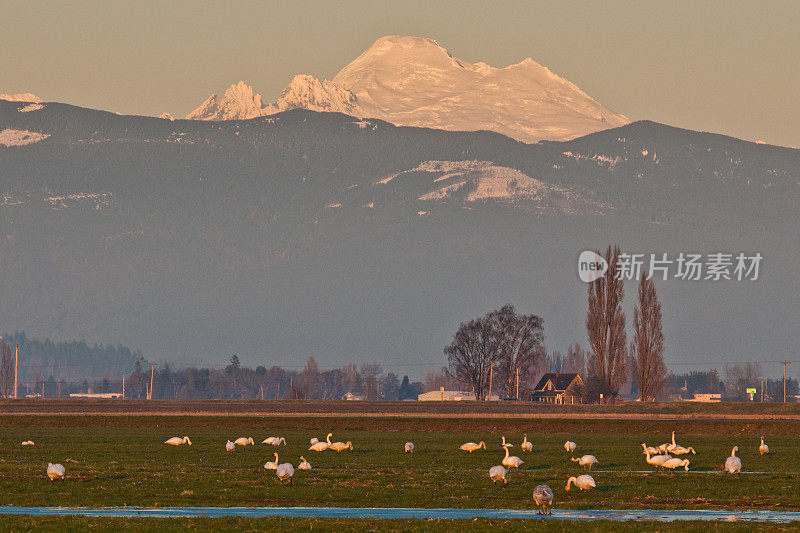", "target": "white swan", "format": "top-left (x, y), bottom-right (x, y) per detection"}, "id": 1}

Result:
top-left (330, 440), bottom-right (353, 452)
top-left (725, 446), bottom-right (742, 473)
top-left (641, 443), bottom-right (659, 456)
top-left (404, 442), bottom-right (414, 453)
top-left (532, 484), bottom-right (554, 514)
top-left (460, 441), bottom-right (486, 453)
top-left (759, 436), bottom-right (769, 455)
top-left (570, 454), bottom-right (598, 470)
top-left (298, 456), bottom-right (311, 470)
top-left (264, 452), bottom-right (279, 470)
top-left (564, 441), bottom-right (576, 452)
top-left (309, 433), bottom-right (333, 451)
top-left (165, 436), bottom-right (191, 446)
top-left (262, 436), bottom-right (286, 446)
top-left (521, 434), bottom-right (533, 452)
top-left (642, 444), bottom-right (671, 468)
top-left (501, 436), bottom-right (514, 448)
top-left (234, 437), bottom-right (254, 446)
top-left (657, 443), bottom-right (670, 453)
top-left (565, 474), bottom-right (595, 491)
top-left (489, 465), bottom-right (508, 484)
top-left (225, 440), bottom-right (235, 452)
top-left (21, 440), bottom-right (35, 446)
top-left (47, 463), bottom-right (65, 481)
top-left (276, 462), bottom-right (294, 484)
top-left (666, 431), bottom-right (694, 454)
top-left (662, 457), bottom-right (690, 471)
top-left (502, 444), bottom-right (523, 468)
